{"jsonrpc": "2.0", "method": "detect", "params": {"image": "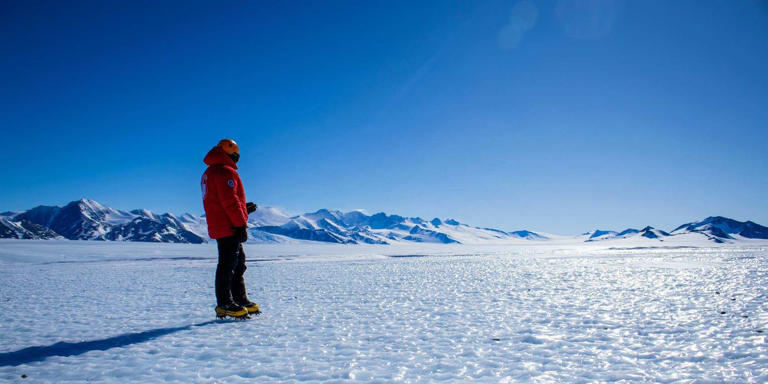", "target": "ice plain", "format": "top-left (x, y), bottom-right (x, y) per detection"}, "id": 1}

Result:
top-left (0, 240), bottom-right (767, 383)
